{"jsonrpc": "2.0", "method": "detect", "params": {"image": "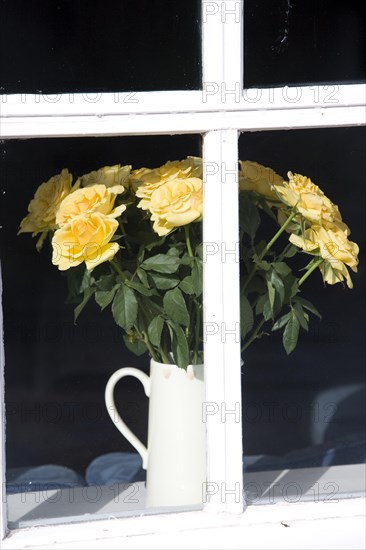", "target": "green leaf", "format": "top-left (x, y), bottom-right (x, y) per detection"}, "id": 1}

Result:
top-left (272, 312), bottom-right (291, 331)
top-left (179, 276), bottom-right (195, 295)
top-left (270, 269), bottom-right (285, 305)
top-left (167, 320), bottom-right (189, 369)
top-left (95, 284), bottom-right (120, 311)
top-left (267, 279), bottom-right (275, 316)
top-left (180, 254), bottom-right (194, 266)
top-left (283, 273), bottom-right (299, 301)
top-left (148, 317), bottom-right (164, 347)
top-left (282, 311), bottom-right (300, 355)
top-left (293, 302), bottom-right (309, 331)
top-left (74, 287), bottom-right (94, 323)
top-left (122, 335), bottom-right (148, 356)
top-left (149, 272), bottom-right (180, 290)
top-left (284, 244), bottom-right (298, 258)
top-left (112, 284), bottom-right (138, 330)
top-left (137, 267), bottom-right (150, 288)
top-left (124, 279), bottom-right (154, 296)
top-left (273, 262), bottom-right (292, 277)
top-left (239, 193), bottom-right (261, 240)
top-left (240, 293), bottom-right (254, 338)
top-left (163, 288), bottom-right (190, 327)
top-left (167, 247), bottom-right (181, 256)
top-left (142, 296), bottom-right (164, 317)
top-left (137, 245), bottom-right (145, 263)
top-left (255, 294), bottom-right (267, 316)
top-left (196, 243), bottom-right (203, 260)
top-left (256, 295), bottom-right (272, 321)
top-left (141, 254), bottom-right (180, 274)
top-left (192, 259), bottom-right (203, 296)
top-left (254, 258), bottom-right (271, 271)
top-left (95, 274), bottom-right (115, 291)
top-left (66, 265), bottom-right (93, 302)
top-left (263, 298), bottom-right (272, 321)
top-left (295, 297), bottom-right (322, 319)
